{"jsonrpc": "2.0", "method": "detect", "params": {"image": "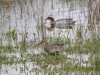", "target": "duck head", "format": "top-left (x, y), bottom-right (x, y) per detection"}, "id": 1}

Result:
top-left (45, 16), bottom-right (55, 31)
top-left (45, 16), bottom-right (55, 21)
top-left (38, 39), bottom-right (48, 46)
